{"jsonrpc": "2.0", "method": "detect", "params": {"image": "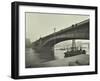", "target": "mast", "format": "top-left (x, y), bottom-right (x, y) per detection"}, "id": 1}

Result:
top-left (71, 39), bottom-right (76, 51)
